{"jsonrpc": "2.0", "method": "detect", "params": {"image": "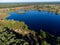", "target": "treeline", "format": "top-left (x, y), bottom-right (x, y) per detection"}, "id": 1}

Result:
top-left (0, 27), bottom-right (60, 45)
top-left (0, 3), bottom-right (32, 8)
top-left (0, 20), bottom-right (60, 45)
